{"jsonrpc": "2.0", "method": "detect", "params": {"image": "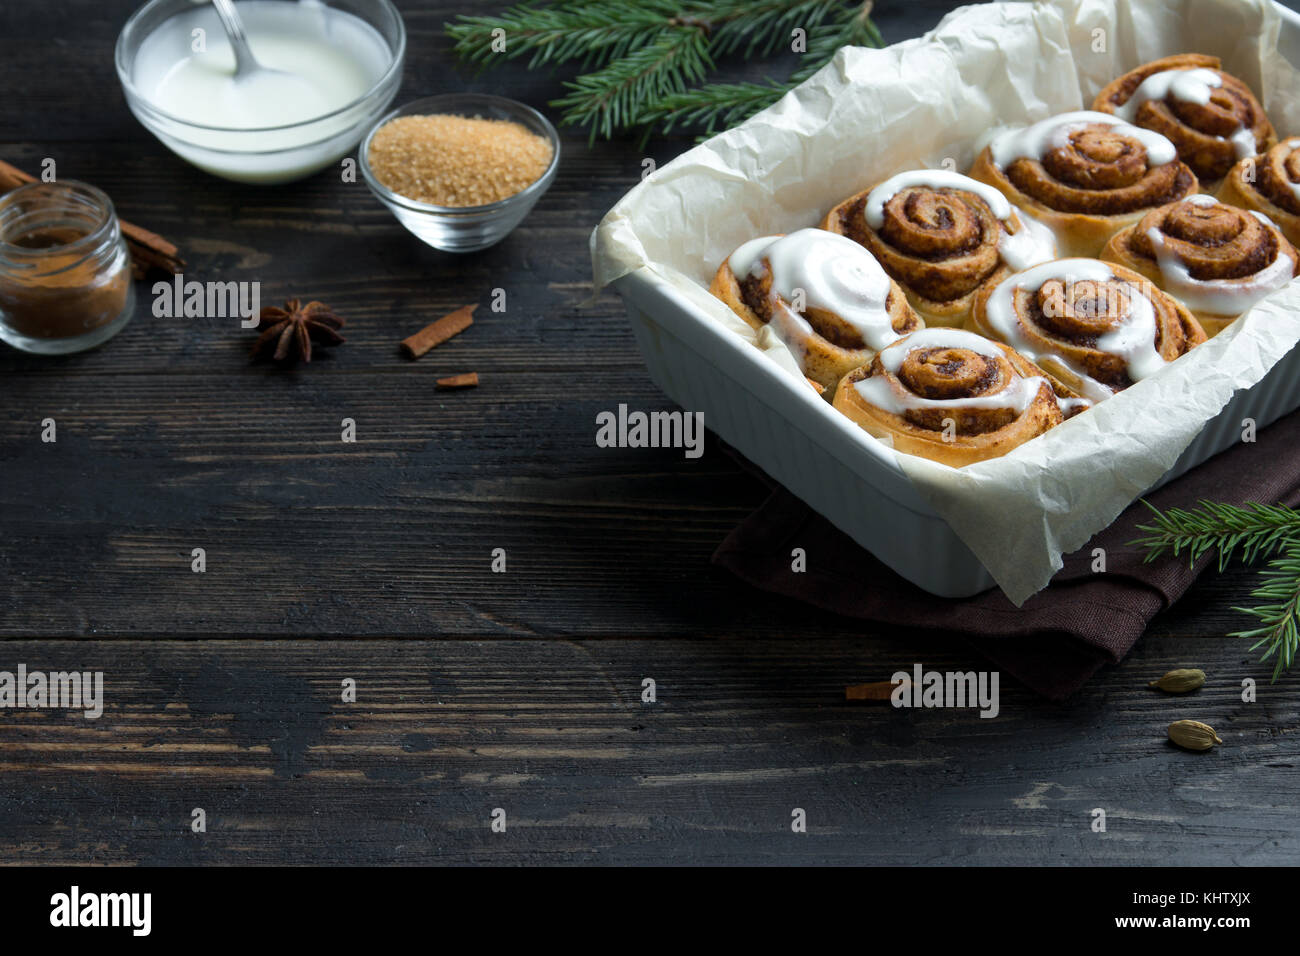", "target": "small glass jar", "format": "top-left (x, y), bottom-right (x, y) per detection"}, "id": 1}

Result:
top-left (0, 180), bottom-right (135, 355)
